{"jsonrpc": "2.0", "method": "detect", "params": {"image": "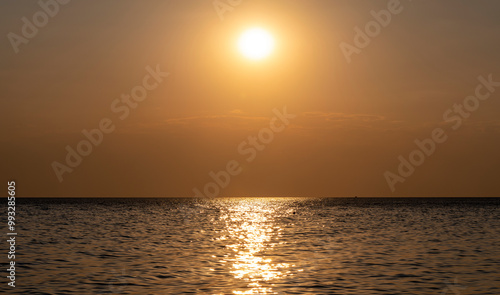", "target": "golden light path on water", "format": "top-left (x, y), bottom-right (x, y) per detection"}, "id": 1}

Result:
top-left (14, 198), bottom-right (500, 294)
top-left (215, 200), bottom-right (298, 294)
